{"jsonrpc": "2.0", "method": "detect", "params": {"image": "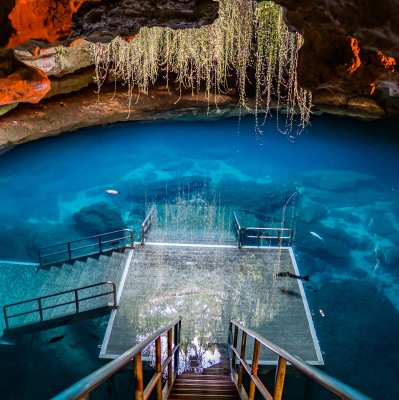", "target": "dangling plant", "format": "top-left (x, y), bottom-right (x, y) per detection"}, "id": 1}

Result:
top-left (90, 0), bottom-right (312, 134)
